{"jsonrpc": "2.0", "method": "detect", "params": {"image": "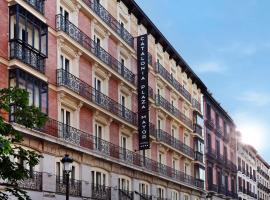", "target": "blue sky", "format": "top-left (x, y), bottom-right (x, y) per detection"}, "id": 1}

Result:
top-left (136, 0), bottom-right (270, 162)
